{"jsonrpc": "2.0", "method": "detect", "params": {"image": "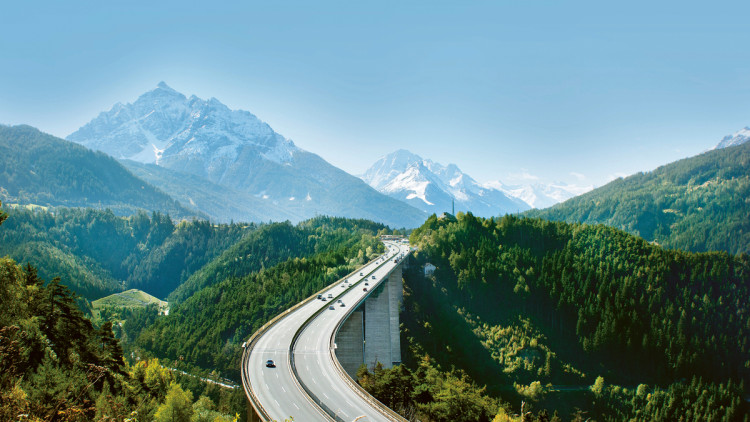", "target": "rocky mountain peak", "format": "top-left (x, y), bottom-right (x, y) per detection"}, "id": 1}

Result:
top-left (715, 126), bottom-right (750, 149)
top-left (67, 83), bottom-right (298, 176)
